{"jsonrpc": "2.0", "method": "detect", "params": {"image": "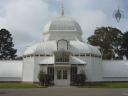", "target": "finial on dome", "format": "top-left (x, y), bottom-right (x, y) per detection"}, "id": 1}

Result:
top-left (60, 0), bottom-right (64, 16)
